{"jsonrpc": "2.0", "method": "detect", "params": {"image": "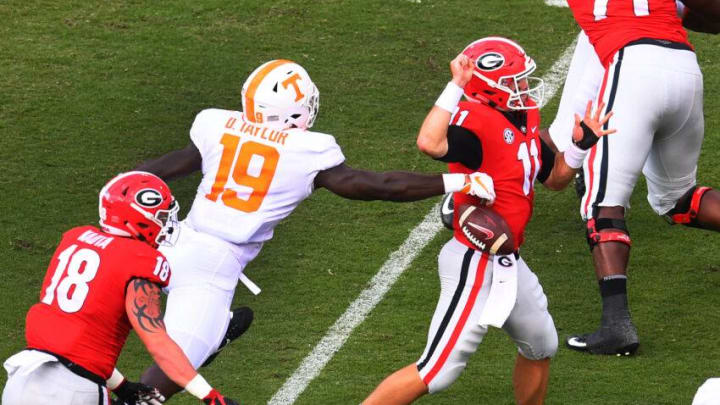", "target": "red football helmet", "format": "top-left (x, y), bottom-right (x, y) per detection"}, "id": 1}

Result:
top-left (98, 171), bottom-right (179, 248)
top-left (462, 37), bottom-right (544, 110)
